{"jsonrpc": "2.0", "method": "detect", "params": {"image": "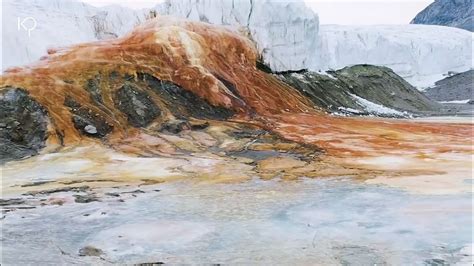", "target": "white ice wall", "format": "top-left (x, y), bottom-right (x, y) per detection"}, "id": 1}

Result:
top-left (159, 0), bottom-right (472, 87)
top-left (317, 25), bottom-right (473, 87)
top-left (2, 0), bottom-right (472, 88)
top-left (158, 0), bottom-right (320, 72)
top-left (1, 0), bottom-right (147, 71)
